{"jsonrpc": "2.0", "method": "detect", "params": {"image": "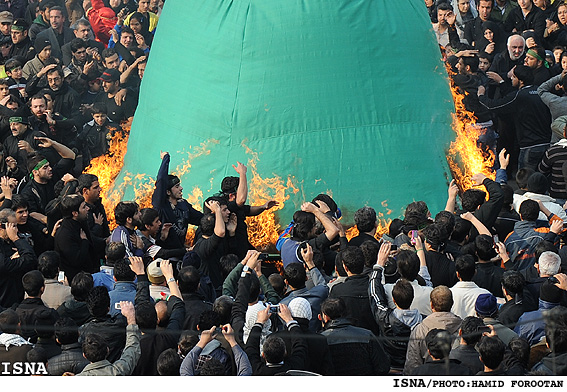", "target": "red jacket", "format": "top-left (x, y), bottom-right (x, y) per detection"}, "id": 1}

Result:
top-left (86, 0), bottom-right (117, 45)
